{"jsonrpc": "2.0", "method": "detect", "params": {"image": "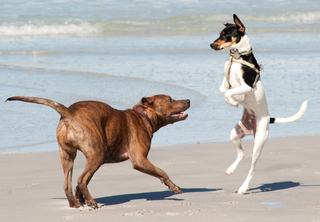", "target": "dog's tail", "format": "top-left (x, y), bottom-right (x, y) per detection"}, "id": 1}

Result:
top-left (6, 96), bottom-right (70, 118)
top-left (270, 100), bottom-right (308, 124)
